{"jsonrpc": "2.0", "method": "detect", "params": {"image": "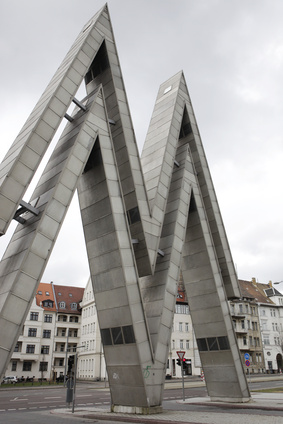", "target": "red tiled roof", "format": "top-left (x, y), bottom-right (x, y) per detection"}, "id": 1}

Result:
top-left (53, 284), bottom-right (84, 314)
top-left (238, 280), bottom-right (274, 305)
top-left (36, 282), bottom-right (57, 312)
